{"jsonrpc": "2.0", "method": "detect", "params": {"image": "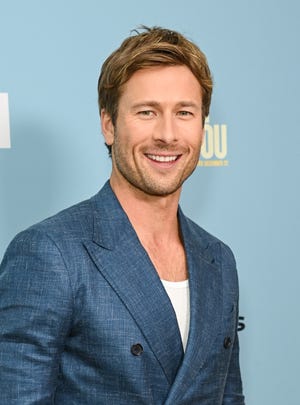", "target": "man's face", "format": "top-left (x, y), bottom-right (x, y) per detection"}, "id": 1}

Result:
top-left (102, 65), bottom-right (204, 197)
